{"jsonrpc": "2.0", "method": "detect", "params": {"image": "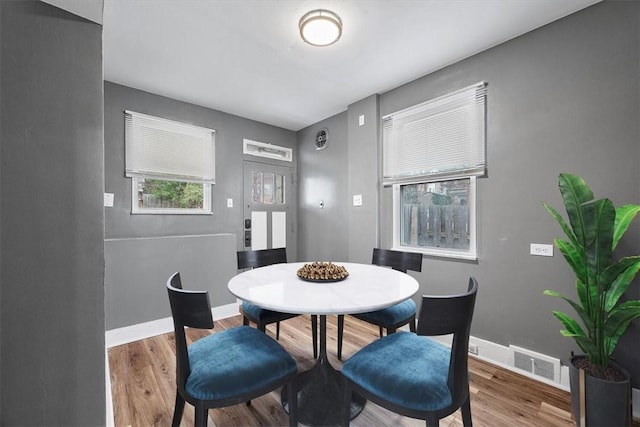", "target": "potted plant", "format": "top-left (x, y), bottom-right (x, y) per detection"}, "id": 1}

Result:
top-left (542, 173), bottom-right (640, 426)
